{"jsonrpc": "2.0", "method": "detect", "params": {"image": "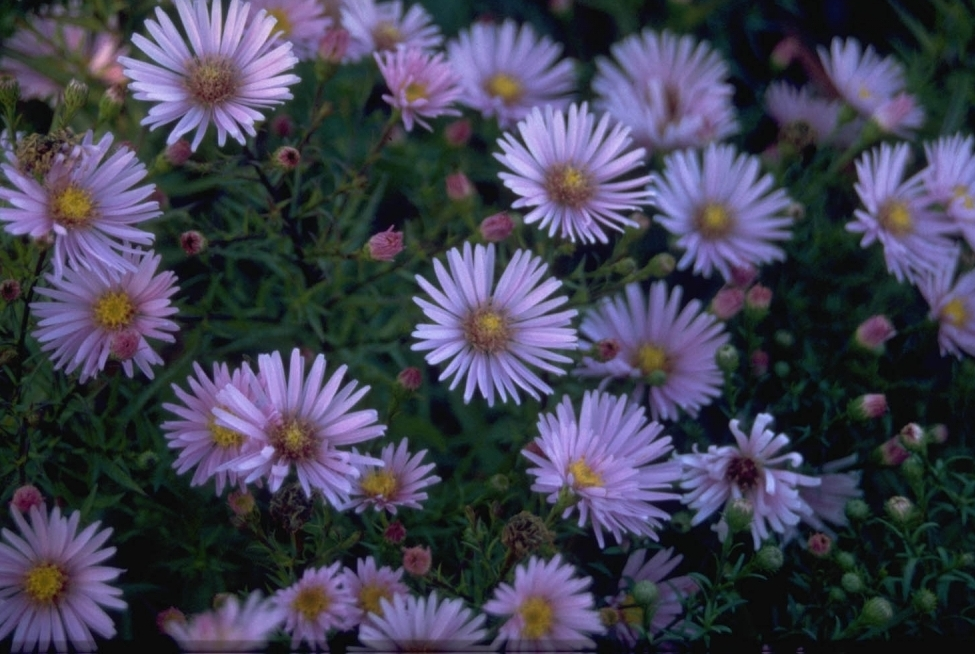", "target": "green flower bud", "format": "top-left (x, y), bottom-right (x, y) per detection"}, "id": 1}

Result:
top-left (834, 551), bottom-right (856, 571)
top-left (98, 85), bottom-right (124, 123)
top-left (646, 252), bottom-right (675, 278)
top-left (724, 497), bottom-right (754, 534)
top-left (632, 580), bottom-right (660, 607)
top-left (901, 455), bottom-right (925, 485)
top-left (773, 329), bottom-right (795, 348)
top-left (716, 343), bottom-right (740, 373)
top-left (612, 257), bottom-right (637, 276)
top-left (860, 596), bottom-right (894, 628)
top-left (773, 361), bottom-right (790, 377)
top-left (841, 571), bottom-right (864, 594)
top-left (828, 587), bottom-right (847, 603)
top-left (63, 79), bottom-right (89, 114)
top-left (885, 495), bottom-right (918, 526)
top-left (0, 76), bottom-right (19, 112)
top-left (912, 588), bottom-right (937, 614)
top-left (755, 544), bottom-right (783, 573)
top-left (845, 498), bottom-right (870, 522)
